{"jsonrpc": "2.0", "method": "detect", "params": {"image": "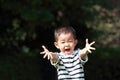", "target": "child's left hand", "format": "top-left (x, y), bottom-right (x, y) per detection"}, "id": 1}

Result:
top-left (85, 39), bottom-right (96, 53)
